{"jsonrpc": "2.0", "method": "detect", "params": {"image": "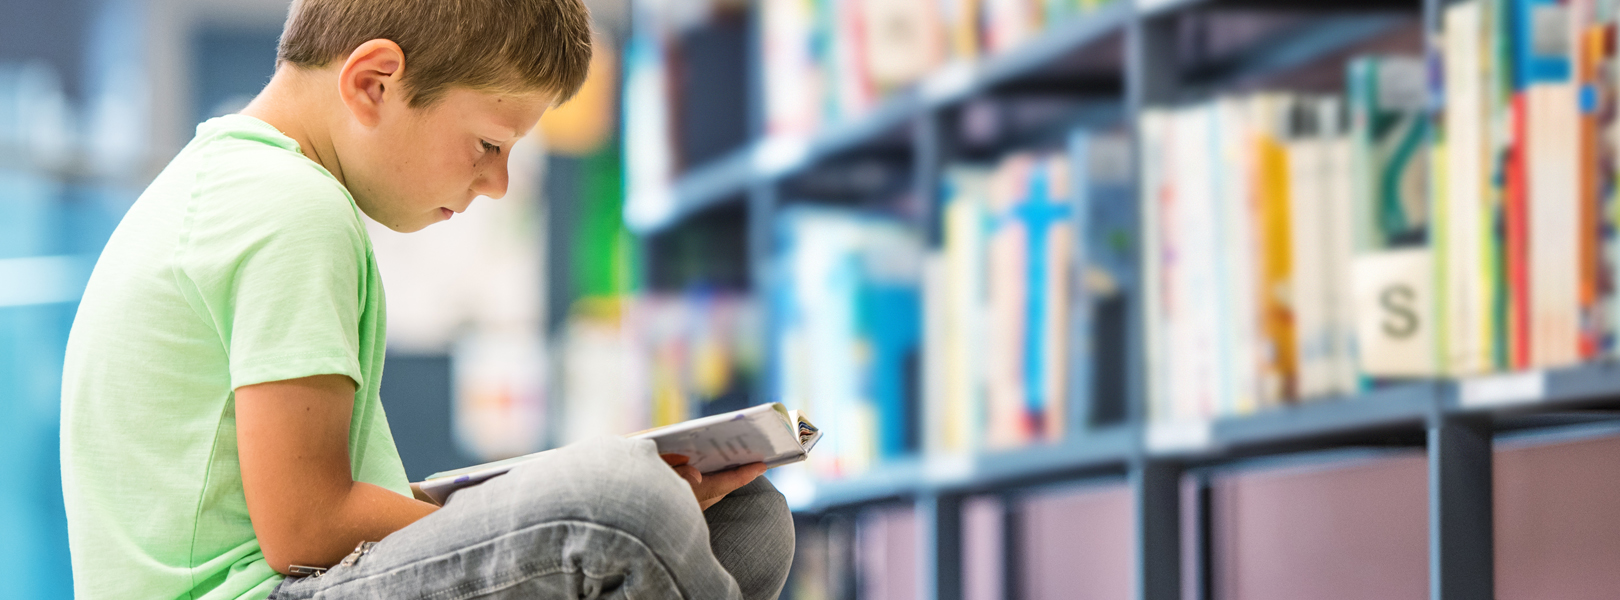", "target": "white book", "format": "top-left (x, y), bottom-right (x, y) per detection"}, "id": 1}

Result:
top-left (1443, 0), bottom-right (1494, 375)
top-left (1524, 2), bottom-right (1582, 367)
top-left (419, 403), bottom-right (823, 505)
top-left (1176, 106), bottom-right (1219, 420)
top-left (1217, 97), bottom-right (1262, 415)
top-left (1527, 82), bottom-right (1582, 367)
top-left (1140, 110), bottom-right (1170, 423)
top-left (1321, 116), bottom-right (1360, 395)
top-left (1191, 105), bottom-right (1227, 419)
top-left (1289, 101), bottom-right (1333, 400)
top-left (943, 167), bottom-right (992, 452)
top-left (1173, 106), bottom-right (1220, 421)
top-left (1352, 249), bottom-right (1438, 377)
